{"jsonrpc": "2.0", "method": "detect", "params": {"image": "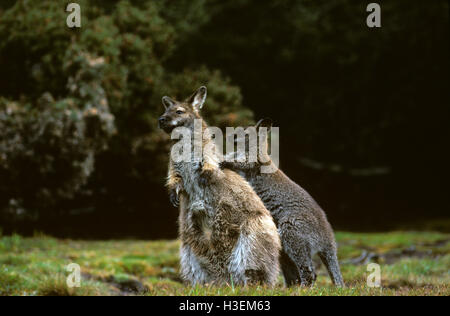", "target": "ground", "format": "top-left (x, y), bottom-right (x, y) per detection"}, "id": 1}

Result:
top-left (0, 231), bottom-right (448, 296)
